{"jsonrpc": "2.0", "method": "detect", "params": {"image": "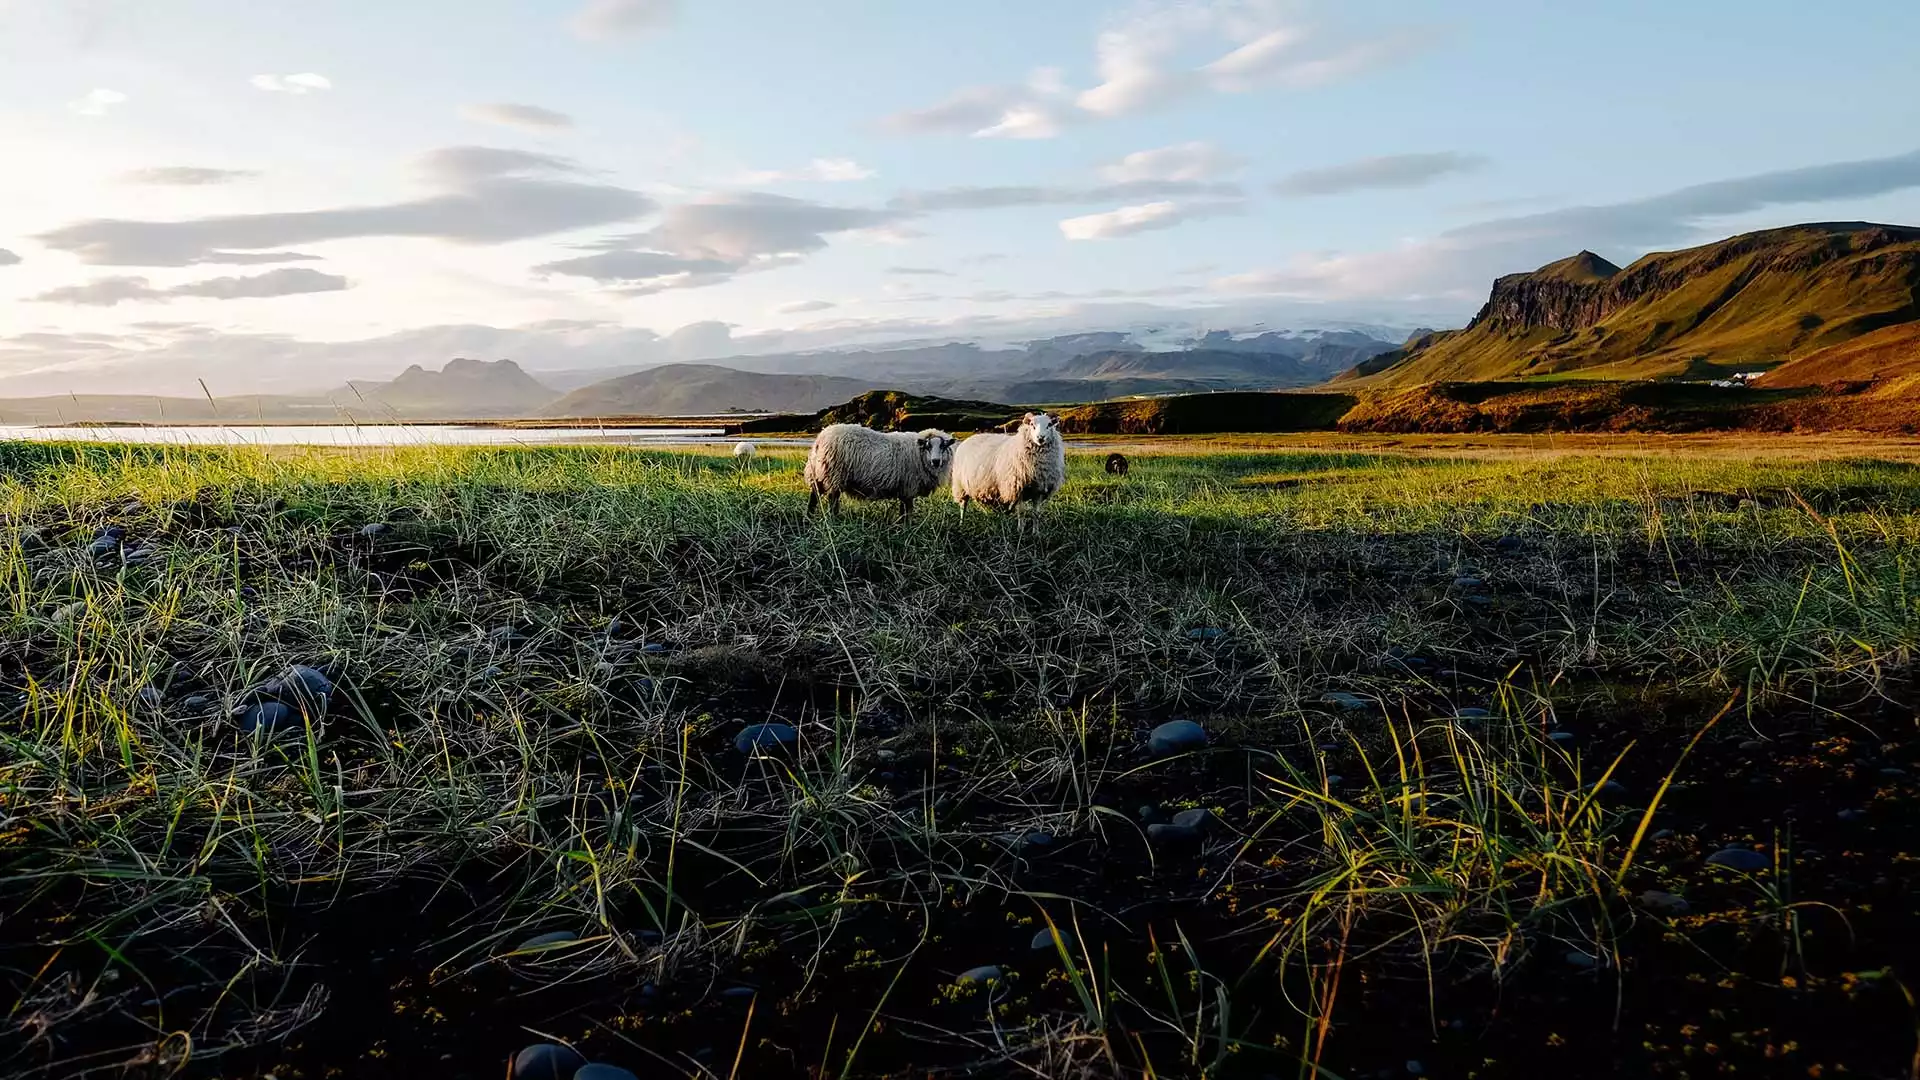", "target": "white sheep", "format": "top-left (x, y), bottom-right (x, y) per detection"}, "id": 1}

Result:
top-left (949, 411), bottom-right (1067, 520)
top-left (803, 424), bottom-right (958, 521)
top-left (733, 440), bottom-right (758, 462)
